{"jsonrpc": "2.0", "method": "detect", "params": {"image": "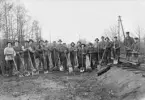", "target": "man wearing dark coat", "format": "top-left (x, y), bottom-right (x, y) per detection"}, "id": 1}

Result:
top-left (51, 41), bottom-right (59, 70)
top-left (13, 40), bottom-right (22, 71)
top-left (28, 39), bottom-right (36, 70)
top-left (94, 38), bottom-right (100, 65)
top-left (87, 42), bottom-right (96, 69)
top-left (112, 36), bottom-right (120, 61)
top-left (104, 37), bottom-right (112, 64)
top-left (69, 42), bottom-right (77, 69)
top-left (22, 40), bottom-right (30, 72)
top-left (99, 36), bottom-right (106, 59)
top-left (57, 39), bottom-right (68, 71)
top-left (124, 32), bottom-right (134, 60)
